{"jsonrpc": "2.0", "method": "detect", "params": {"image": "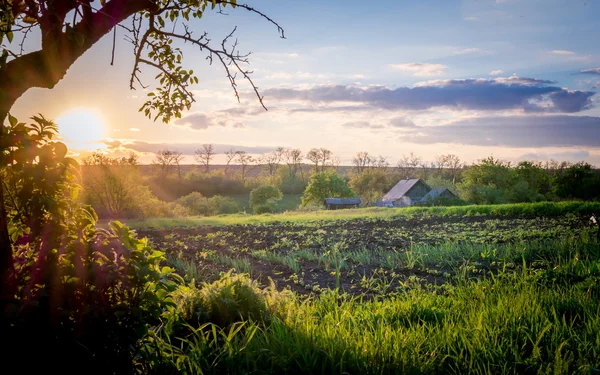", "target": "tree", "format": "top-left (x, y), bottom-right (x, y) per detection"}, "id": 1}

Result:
top-left (0, 0), bottom-right (283, 294)
top-left (348, 169), bottom-right (389, 205)
top-left (235, 150), bottom-right (255, 180)
top-left (306, 147), bottom-right (333, 173)
top-left (352, 151), bottom-right (373, 174)
top-left (458, 156), bottom-right (514, 204)
top-left (194, 144), bottom-right (214, 173)
top-left (249, 185), bottom-right (282, 213)
top-left (445, 154), bottom-right (463, 184)
top-left (260, 147), bottom-right (284, 176)
top-left (553, 162), bottom-right (600, 201)
top-left (152, 149), bottom-right (180, 179)
top-left (82, 152), bottom-right (142, 218)
top-left (284, 148), bottom-right (304, 180)
top-left (225, 148), bottom-right (237, 173)
top-left (301, 171), bottom-right (354, 207)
